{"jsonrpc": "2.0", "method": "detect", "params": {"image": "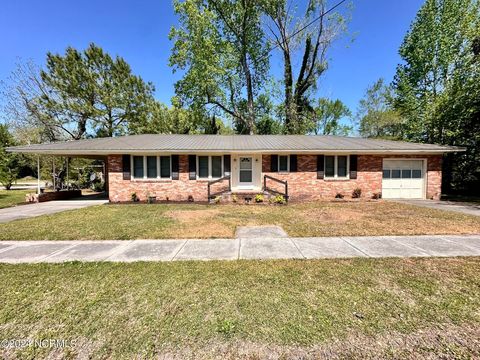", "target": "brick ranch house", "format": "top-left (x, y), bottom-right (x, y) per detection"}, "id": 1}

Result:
top-left (8, 134), bottom-right (463, 202)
